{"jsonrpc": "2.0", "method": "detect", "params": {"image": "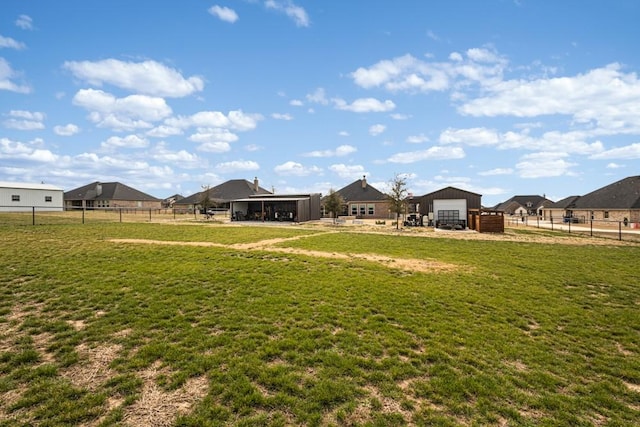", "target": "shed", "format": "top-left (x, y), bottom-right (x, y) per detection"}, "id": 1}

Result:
top-left (0, 182), bottom-right (64, 212)
top-left (231, 193), bottom-right (321, 222)
top-left (417, 186), bottom-right (481, 228)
